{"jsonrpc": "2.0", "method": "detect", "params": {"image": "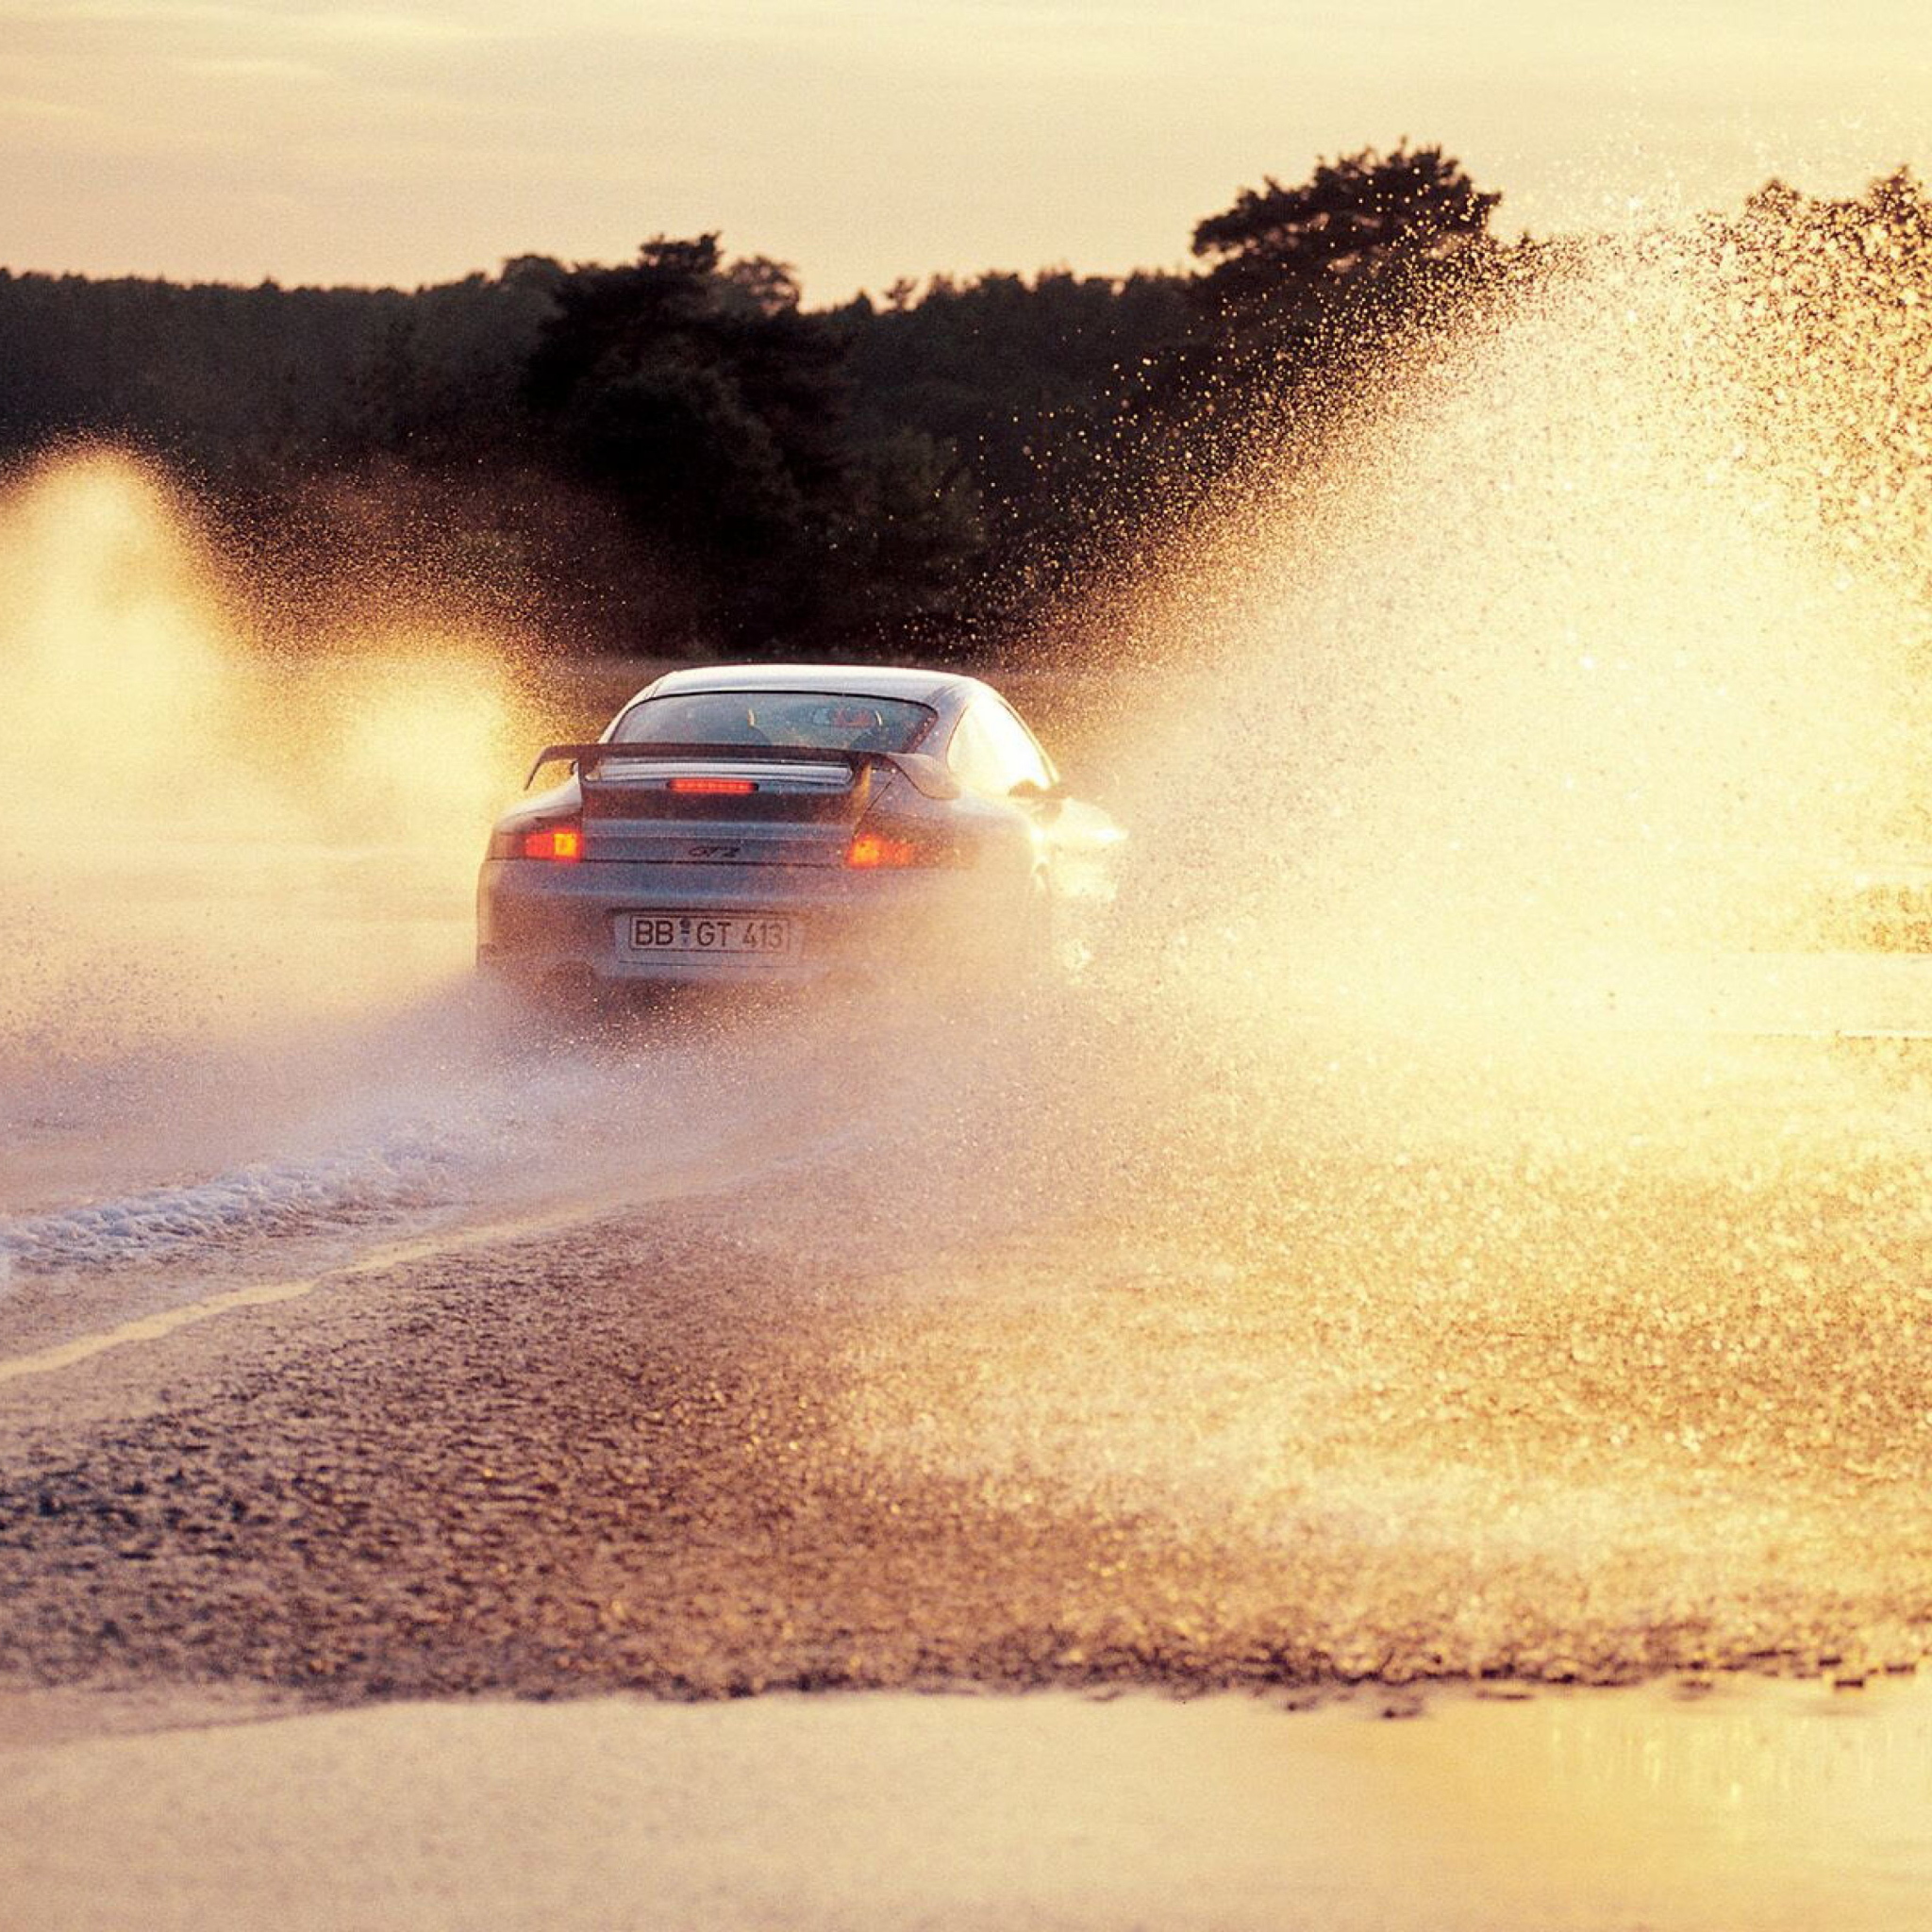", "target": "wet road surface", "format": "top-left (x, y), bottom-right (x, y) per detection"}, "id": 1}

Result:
top-left (10, 994), bottom-right (1932, 1932)
top-left (9, 1679), bottom-right (1932, 1932)
top-left (7, 1005), bottom-right (1932, 1709)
